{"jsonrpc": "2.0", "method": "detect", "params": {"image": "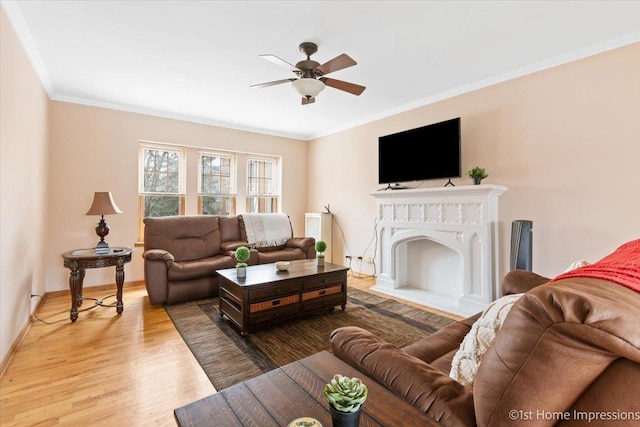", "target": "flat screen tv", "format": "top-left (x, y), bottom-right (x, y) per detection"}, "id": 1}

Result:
top-left (378, 117), bottom-right (461, 189)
